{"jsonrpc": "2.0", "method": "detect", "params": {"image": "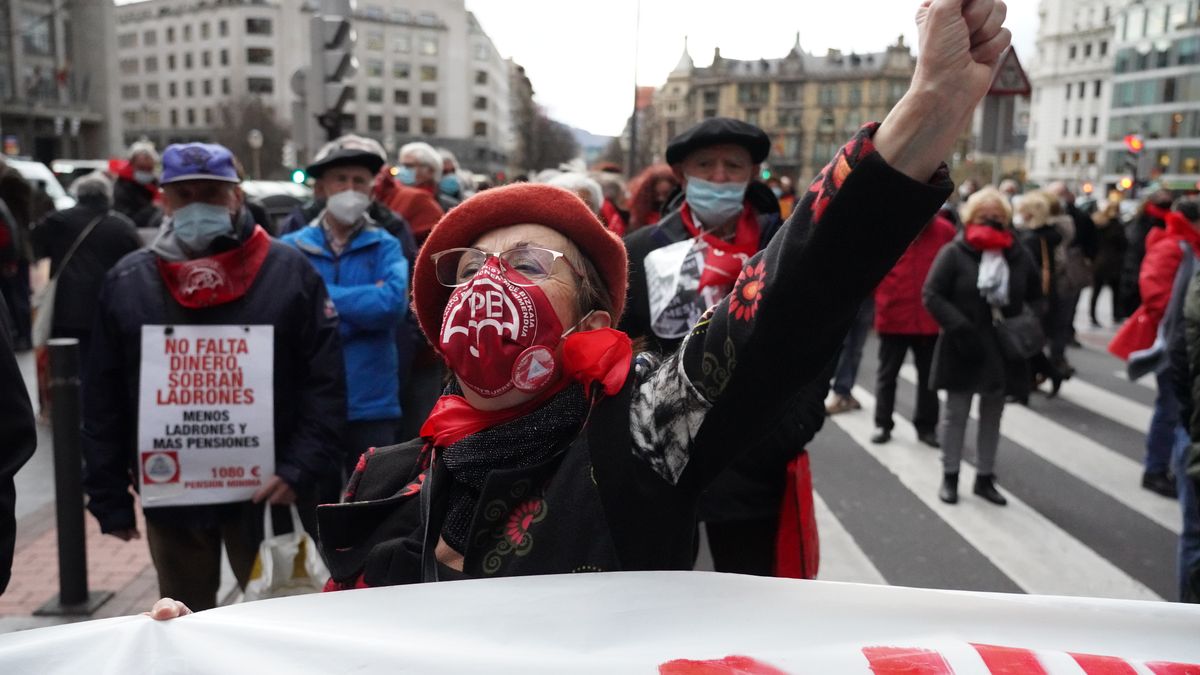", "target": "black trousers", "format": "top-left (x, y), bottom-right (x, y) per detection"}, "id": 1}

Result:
top-left (705, 517), bottom-right (778, 576)
top-left (874, 333), bottom-right (939, 434)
